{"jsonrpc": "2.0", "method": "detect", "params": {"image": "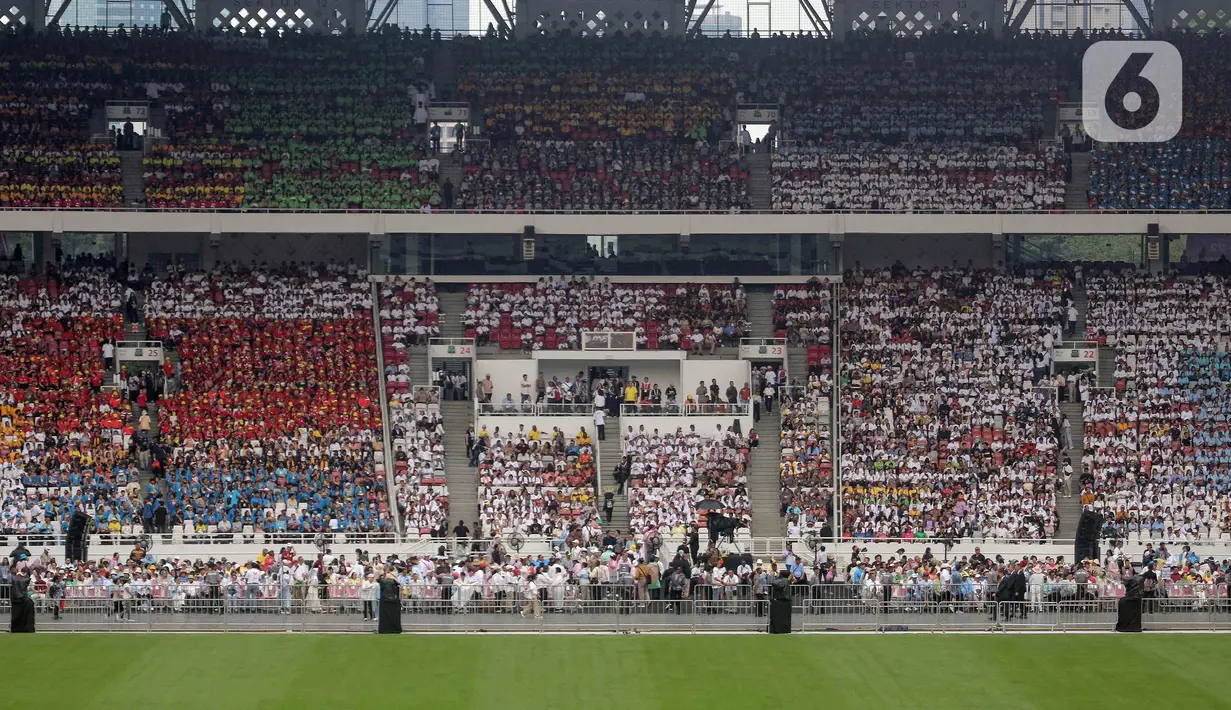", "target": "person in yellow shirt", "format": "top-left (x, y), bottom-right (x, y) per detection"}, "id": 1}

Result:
top-left (624, 383), bottom-right (638, 404)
